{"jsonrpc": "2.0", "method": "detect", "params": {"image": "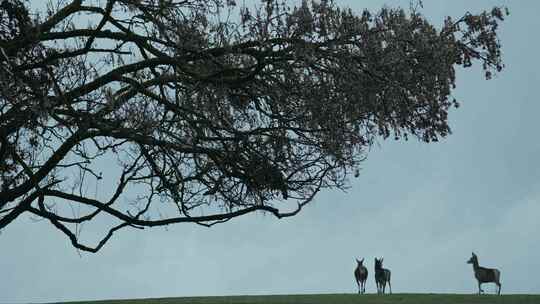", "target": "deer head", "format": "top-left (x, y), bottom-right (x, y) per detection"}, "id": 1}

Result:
top-left (467, 252), bottom-right (478, 264)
